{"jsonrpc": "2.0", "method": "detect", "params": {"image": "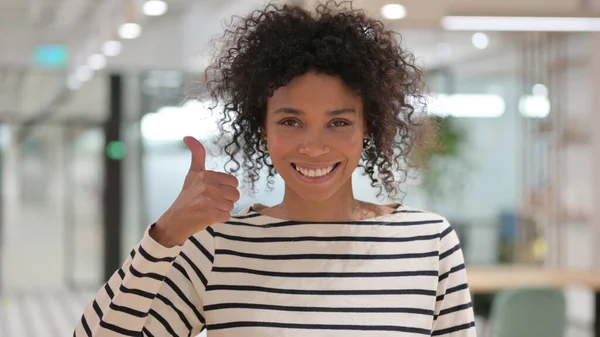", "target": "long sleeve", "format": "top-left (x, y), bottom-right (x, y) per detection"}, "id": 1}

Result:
top-left (74, 224), bottom-right (215, 337)
top-left (431, 221), bottom-right (477, 336)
